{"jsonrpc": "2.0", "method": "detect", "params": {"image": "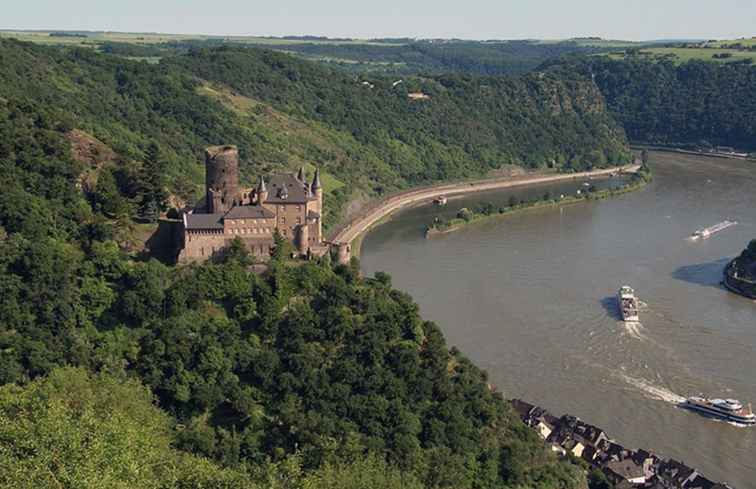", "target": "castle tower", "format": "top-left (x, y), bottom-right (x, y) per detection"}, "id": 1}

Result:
top-left (257, 176), bottom-right (268, 204)
top-left (205, 145), bottom-right (240, 214)
top-left (297, 223), bottom-right (309, 256)
top-left (296, 166), bottom-right (306, 183)
top-left (311, 168), bottom-right (323, 238)
top-left (336, 242), bottom-right (351, 265)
